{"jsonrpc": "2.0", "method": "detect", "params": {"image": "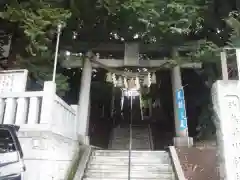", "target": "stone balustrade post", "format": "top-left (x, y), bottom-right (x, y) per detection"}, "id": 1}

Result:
top-left (3, 98), bottom-right (17, 124)
top-left (40, 81), bottom-right (56, 124)
top-left (15, 97), bottom-right (28, 125)
top-left (0, 99), bottom-right (5, 124)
